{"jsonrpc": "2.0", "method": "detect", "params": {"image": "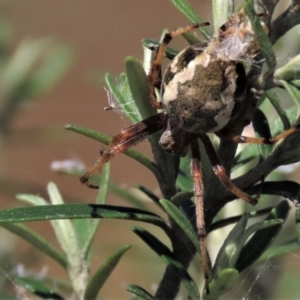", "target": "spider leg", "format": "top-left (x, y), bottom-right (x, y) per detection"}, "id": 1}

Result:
top-left (148, 22), bottom-right (210, 110)
top-left (200, 134), bottom-right (258, 205)
top-left (190, 140), bottom-right (210, 294)
top-left (80, 113), bottom-right (164, 187)
top-left (229, 123), bottom-right (300, 144)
